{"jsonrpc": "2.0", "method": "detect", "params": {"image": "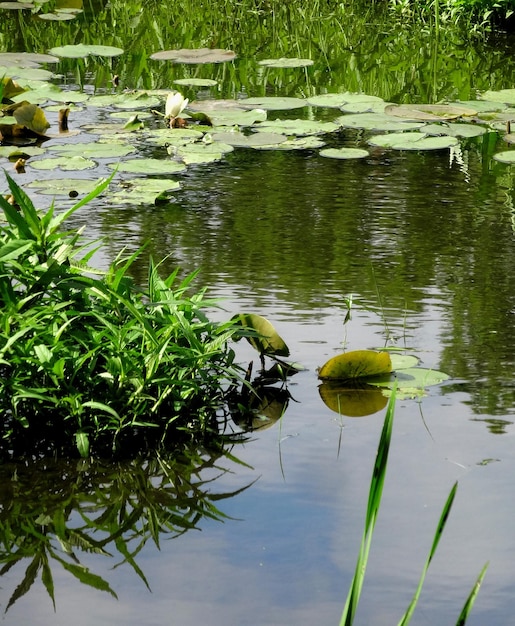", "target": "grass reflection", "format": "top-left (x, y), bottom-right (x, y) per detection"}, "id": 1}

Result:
top-left (0, 445), bottom-right (252, 611)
